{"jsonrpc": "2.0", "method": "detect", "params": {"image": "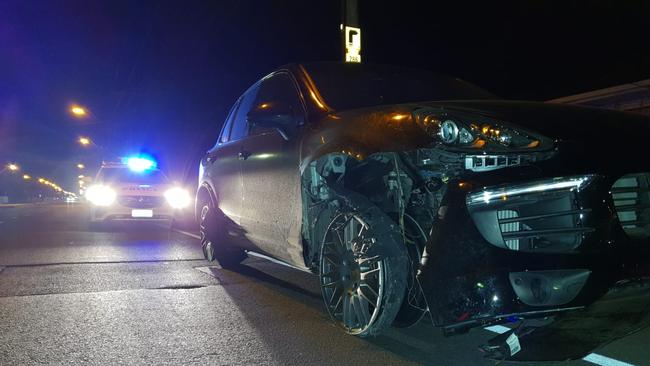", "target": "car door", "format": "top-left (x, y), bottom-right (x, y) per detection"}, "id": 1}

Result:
top-left (239, 72), bottom-right (307, 266)
top-left (205, 84), bottom-right (260, 239)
